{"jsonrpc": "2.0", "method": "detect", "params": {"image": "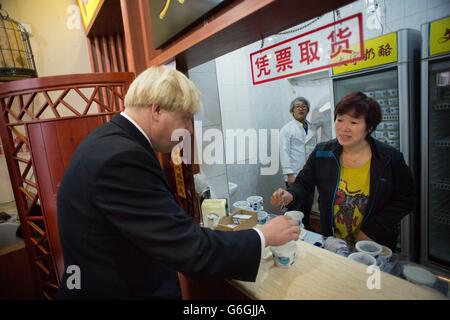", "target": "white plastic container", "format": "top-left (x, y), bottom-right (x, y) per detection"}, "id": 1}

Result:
top-left (201, 199), bottom-right (227, 229)
top-left (379, 245), bottom-right (393, 265)
top-left (355, 240), bottom-right (382, 258)
top-left (284, 210), bottom-right (304, 225)
top-left (270, 241), bottom-right (297, 268)
top-left (348, 252), bottom-right (377, 266)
